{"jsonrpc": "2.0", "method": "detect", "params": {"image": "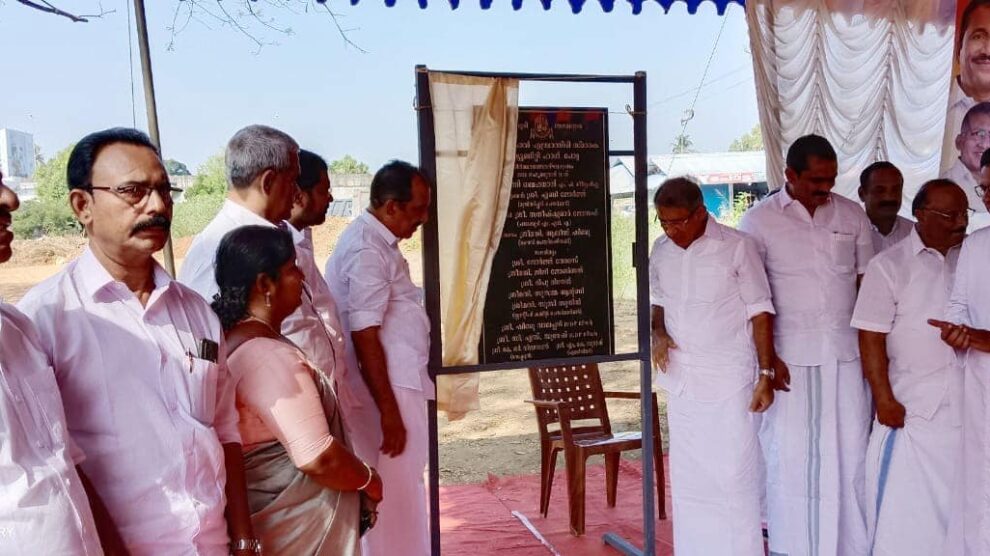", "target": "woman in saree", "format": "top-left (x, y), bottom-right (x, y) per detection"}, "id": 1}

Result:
top-left (211, 225), bottom-right (382, 555)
